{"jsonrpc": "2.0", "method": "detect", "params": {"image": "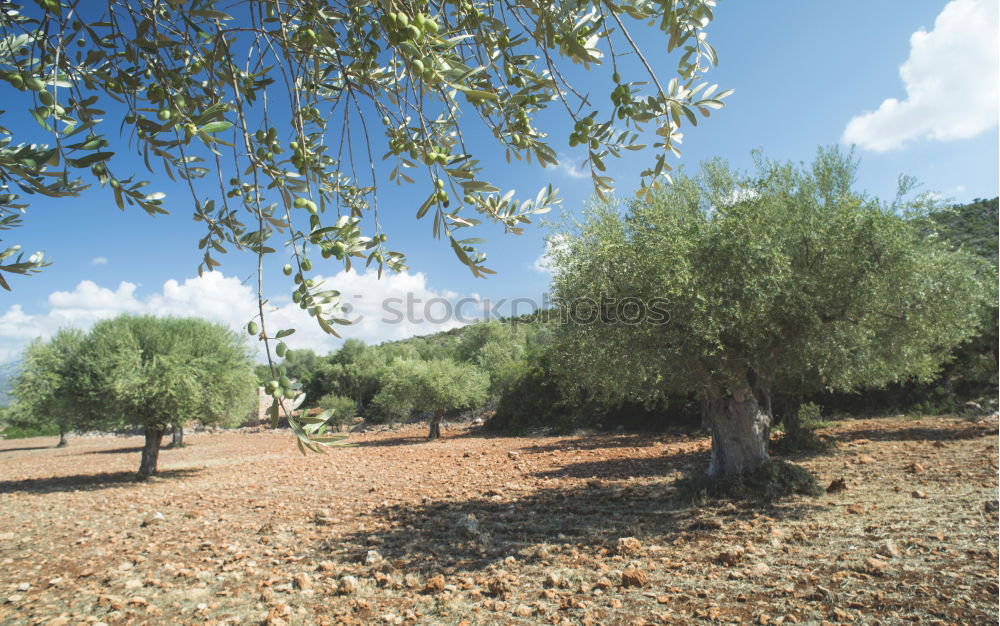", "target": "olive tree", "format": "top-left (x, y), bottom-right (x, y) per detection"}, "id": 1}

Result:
top-left (372, 358), bottom-right (487, 438)
top-left (550, 148), bottom-right (991, 477)
top-left (74, 315), bottom-right (257, 478)
top-left (9, 328), bottom-right (86, 447)
top-left (0, 0), bottom-right (730, 448)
